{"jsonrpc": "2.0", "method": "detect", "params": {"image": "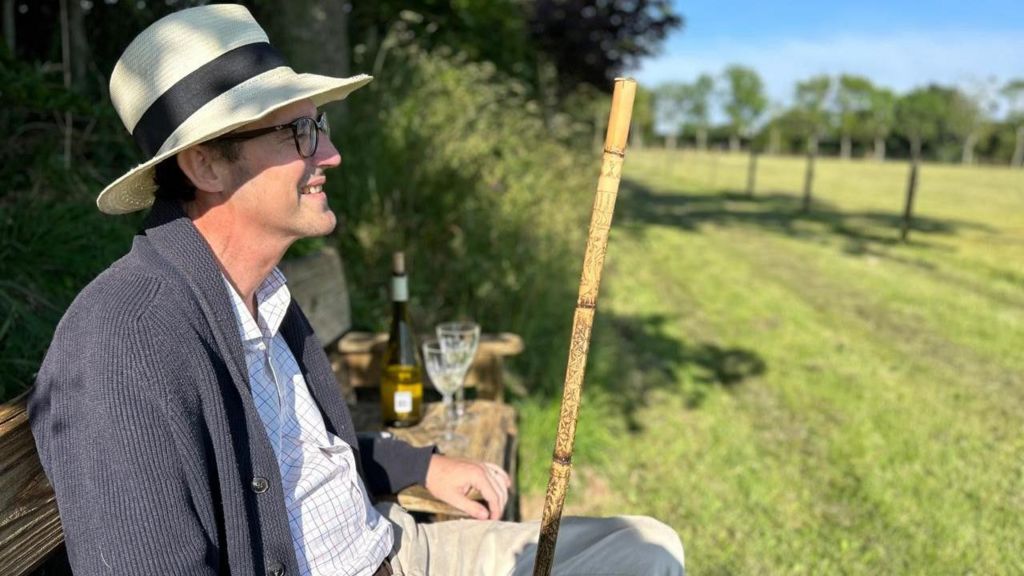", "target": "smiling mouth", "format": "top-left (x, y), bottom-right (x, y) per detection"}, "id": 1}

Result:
top-left (301, 184), bottom-right (324, 195)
